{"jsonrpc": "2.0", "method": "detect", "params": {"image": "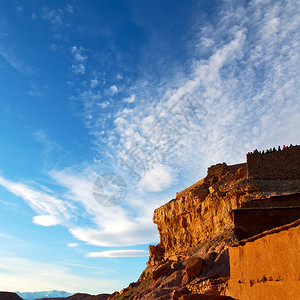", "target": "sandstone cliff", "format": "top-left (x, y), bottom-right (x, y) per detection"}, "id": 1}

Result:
top-left (108, 155), bottom-right (300, 300)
